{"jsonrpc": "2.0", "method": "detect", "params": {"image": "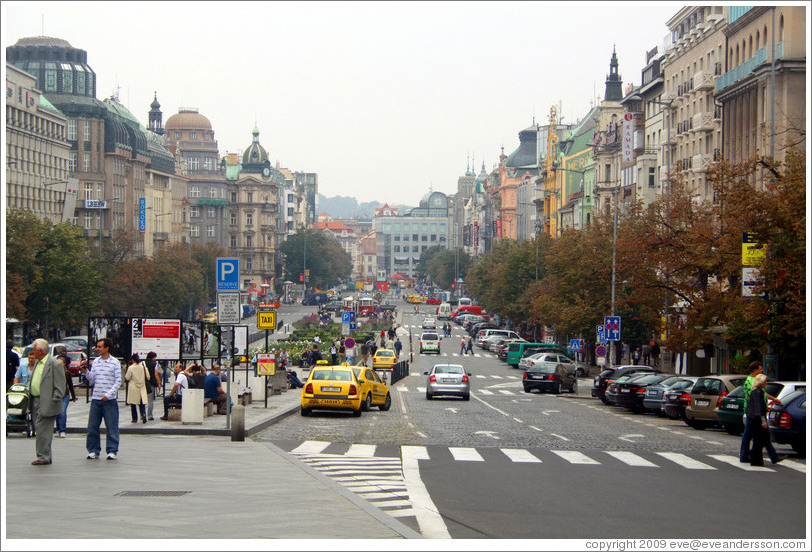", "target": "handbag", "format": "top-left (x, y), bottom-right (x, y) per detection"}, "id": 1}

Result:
top-left (143, 363), bottom-right (152, 394)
